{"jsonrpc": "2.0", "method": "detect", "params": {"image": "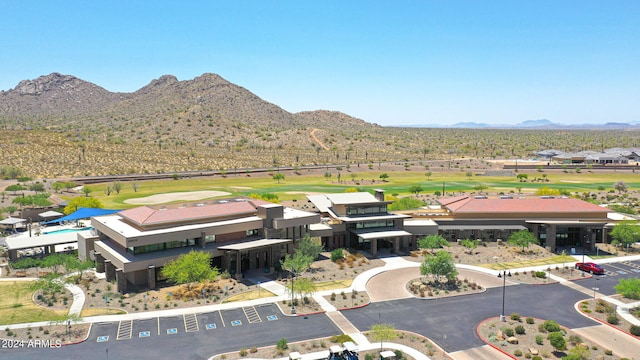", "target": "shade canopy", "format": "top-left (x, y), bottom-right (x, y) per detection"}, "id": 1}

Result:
top-left (39, 210), bottom-right (63, 218)
top-left (44, 208), bottom-right (119, 224)
top-left (0, 217), bottom-right (27, 225)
